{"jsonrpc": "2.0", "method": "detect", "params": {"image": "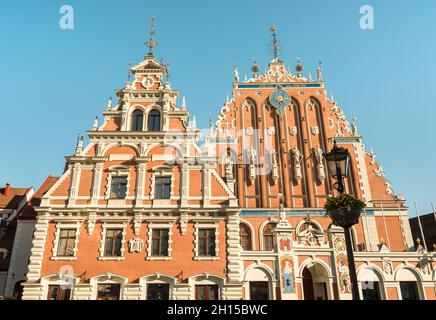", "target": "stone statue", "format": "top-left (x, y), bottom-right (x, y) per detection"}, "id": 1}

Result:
top-left (248, 147), bottom-right (257, 183)
top-left (291, 148), bottom-right (302, 182)
top-left (271, 151), bottom-right (279, 183)
top-left (92, 116), bottom-right (99, 131)
top-left (317, 61), bottom-right (323, 81)
top-left (233, 65), bottom-right (240, 82)
top-left (106, 97), bottom-right (113, 110)
top-left (351, 116), bottom-right (359, 136)
top-left (291, 148), bottom-right (302, 164)
top-left (225, 152), bottom-right (234, 180)
top-left (314, 146), bottom-right (326, 182)
top-left (75, 135), bottom-right (84, 156)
